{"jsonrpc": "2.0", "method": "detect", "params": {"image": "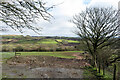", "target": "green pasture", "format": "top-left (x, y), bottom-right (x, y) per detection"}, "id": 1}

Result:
top-left (66, 40), bottom-right (79, 43)
top-left (15, 39), bottom-right (58, 44)
top-left (37, 39), bottom-right (58, 44)
top-left (56, 39), bottom-right (79, 43)
top-left (16, 39), bottom-right (80, 44)
top-left (16, 39), bottom-right (37, 44)
top-left (2, 51), bottom-right (83, 62)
